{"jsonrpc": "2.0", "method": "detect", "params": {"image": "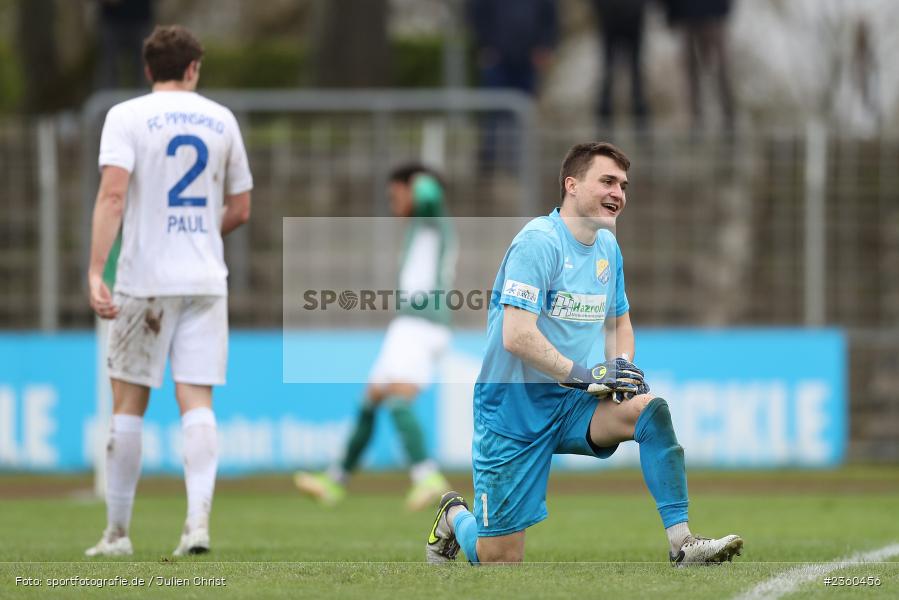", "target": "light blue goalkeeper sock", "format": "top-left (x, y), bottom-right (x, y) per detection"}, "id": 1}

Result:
top-left (634, 397), bottom-right (689, 528)
top-left (452, 509), bottom-right (479, 564)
